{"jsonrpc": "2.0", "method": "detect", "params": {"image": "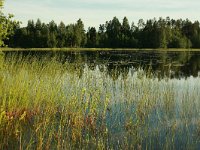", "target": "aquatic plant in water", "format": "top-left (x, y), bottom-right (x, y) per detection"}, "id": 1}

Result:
top-left (0, 54), bottom-right (200, 149)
